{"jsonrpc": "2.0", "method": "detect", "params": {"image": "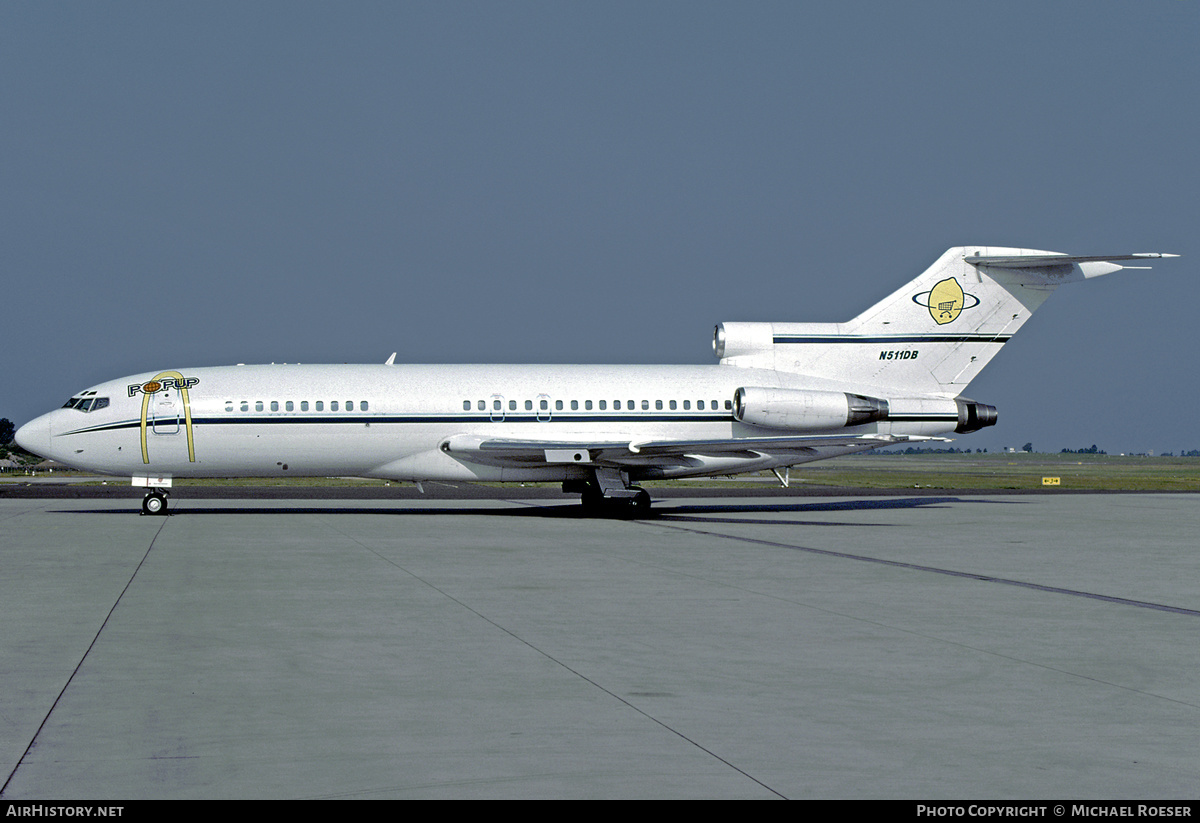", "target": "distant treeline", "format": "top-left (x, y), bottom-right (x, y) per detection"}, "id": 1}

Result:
top-left (868, 445), bottom-right (1200, 457)
top-left (871, 447), bottom-right (988, 455)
